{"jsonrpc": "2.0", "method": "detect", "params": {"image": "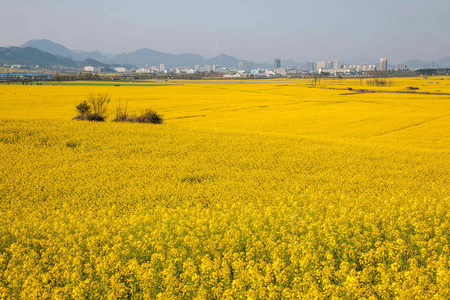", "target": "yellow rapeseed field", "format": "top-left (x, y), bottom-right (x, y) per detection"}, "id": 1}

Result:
top-left (0, 77), bottom-right (449, 299)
